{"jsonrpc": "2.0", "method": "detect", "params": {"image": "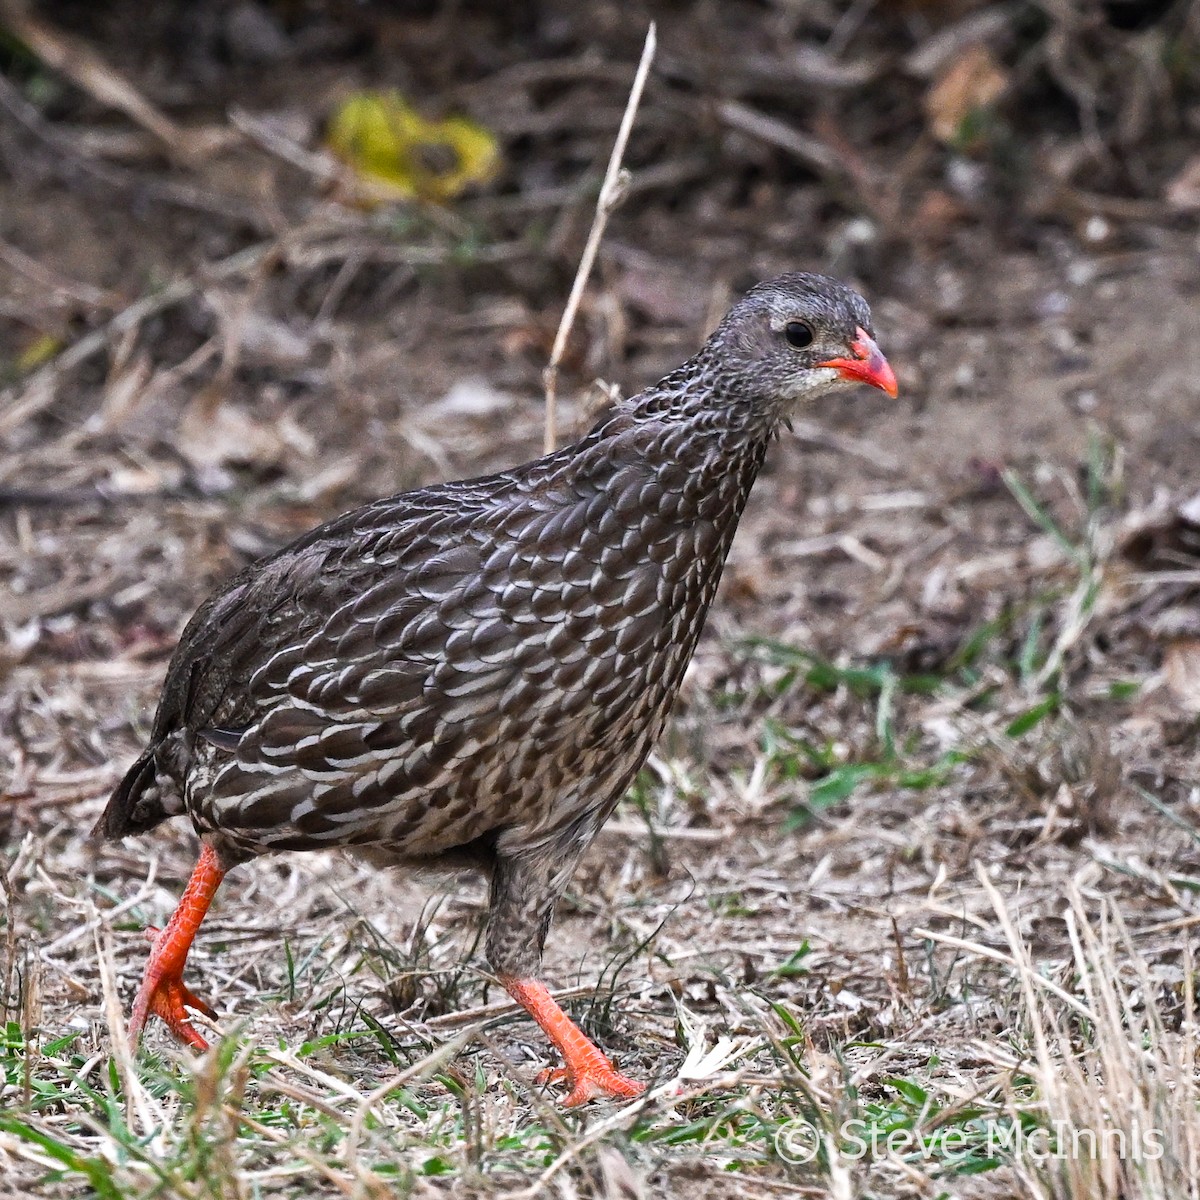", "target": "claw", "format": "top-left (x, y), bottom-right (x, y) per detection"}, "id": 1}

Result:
top-left (536, 1058), bottom-right (644, 1105)
top-left (134, 970), bottom-right (215, 1052)
top-left (502, 975), bottom-right (645, 1107)
top-left (557, 1060), bottom-right (644, 1107)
